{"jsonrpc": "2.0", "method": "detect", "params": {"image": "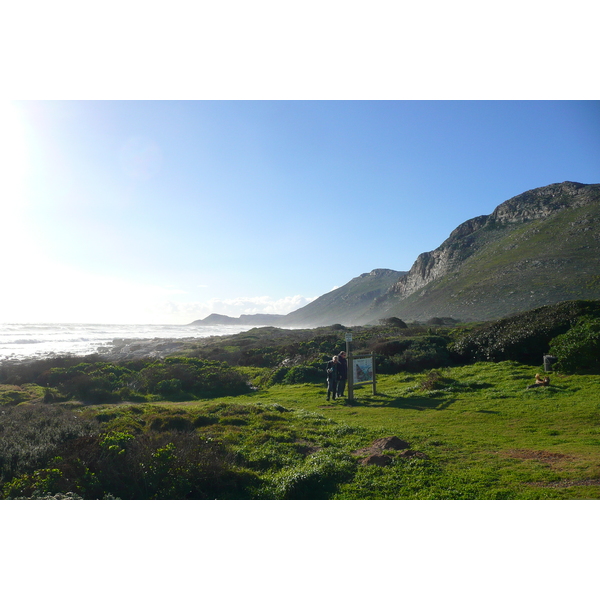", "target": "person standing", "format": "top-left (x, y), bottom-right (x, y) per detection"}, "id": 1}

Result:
top-left (326, 355), bottom-right (340, 401)
top-left (337, 351), bottom-right (348, 398)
